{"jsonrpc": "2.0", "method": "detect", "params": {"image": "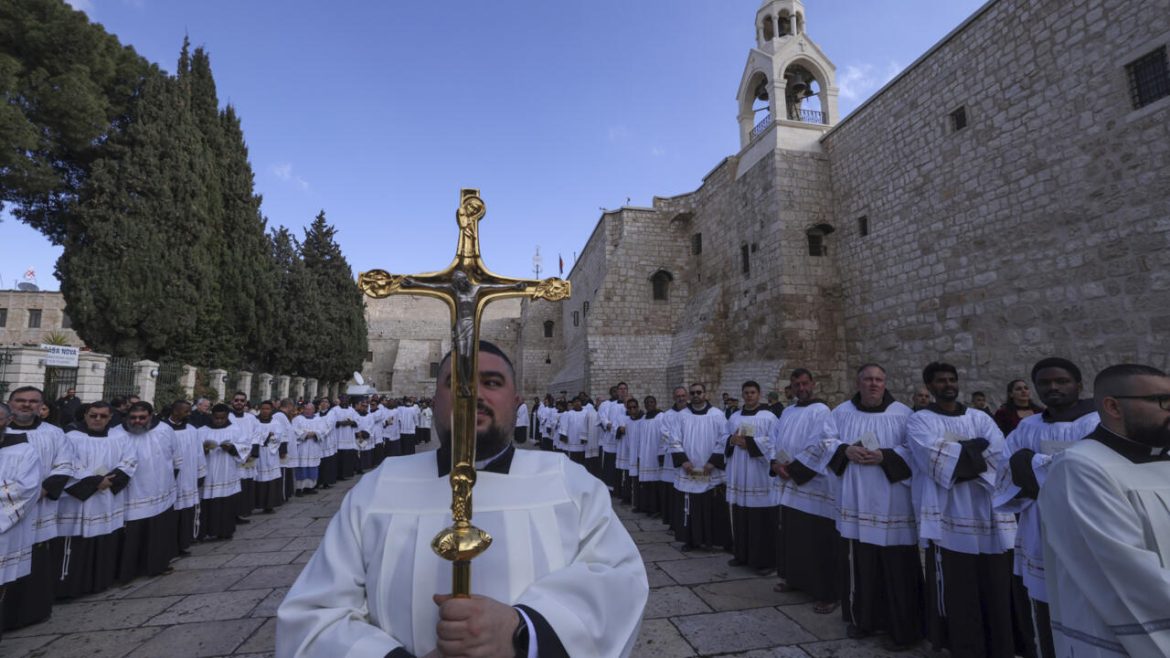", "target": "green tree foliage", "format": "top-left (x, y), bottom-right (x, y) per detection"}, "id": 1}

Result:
top-left (0, 0), bottom-right (157, 241)
top-left (298, 212), bottom-right (368, 381)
